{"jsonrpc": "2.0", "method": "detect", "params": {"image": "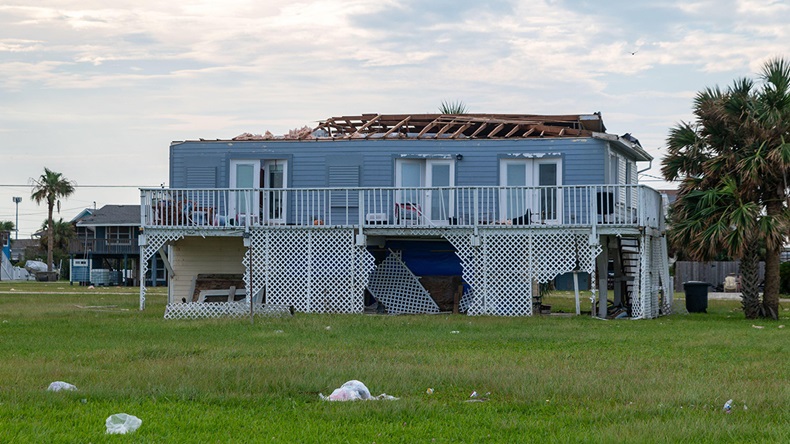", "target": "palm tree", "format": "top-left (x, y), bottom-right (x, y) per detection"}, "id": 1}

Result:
top-left (662, 57), bottom-right (790, 319)
top-left (0, 221), bottom-right (14, 232)
top-left (438, 100), bottom-right (468, 114)
top-left (30, 168), bottom-right (76, 273)
top-left (39, 218), bottom-right (75, 254)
